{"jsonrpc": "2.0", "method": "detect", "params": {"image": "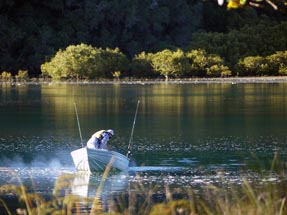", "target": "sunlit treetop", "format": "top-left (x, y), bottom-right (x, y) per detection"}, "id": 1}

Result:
top-left (218, 0), bottom-right (287, 11)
